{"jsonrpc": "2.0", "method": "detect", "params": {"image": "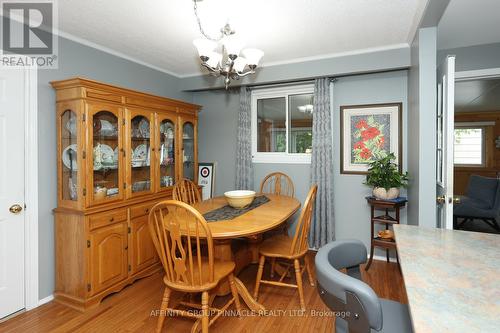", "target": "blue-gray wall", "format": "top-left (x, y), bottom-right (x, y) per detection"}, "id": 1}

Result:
top-left (418, 28), bottom-right (437, 229)
top-left (407, 27), bottom-right (438, 229)
top-left (194, 70), bottom-right (408, 256)
top-left (407, 31), bottom-right (420, 226)
top-left (438, 42), bottom-right (500, 72)
top-left (194, 89), bottom-right (239, 194)
top-left (37, 36), bottom-right (190, 299)
top-left (333, 71), bottom-right (408, 256)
